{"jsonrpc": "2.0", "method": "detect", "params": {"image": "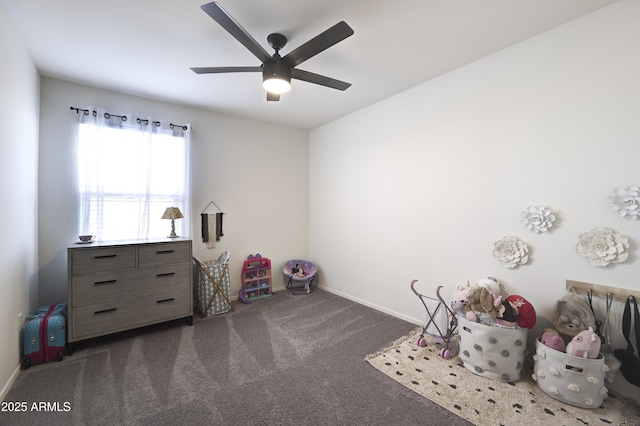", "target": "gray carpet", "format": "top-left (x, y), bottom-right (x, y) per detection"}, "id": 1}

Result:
top-left (3, 290), bottom-right (472, 425)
